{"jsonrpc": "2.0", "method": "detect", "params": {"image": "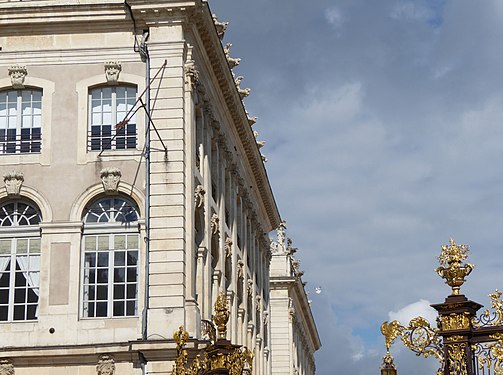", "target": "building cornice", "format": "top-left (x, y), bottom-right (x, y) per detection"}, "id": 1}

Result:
top-left (185, 2), bottom-right (281, 230)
